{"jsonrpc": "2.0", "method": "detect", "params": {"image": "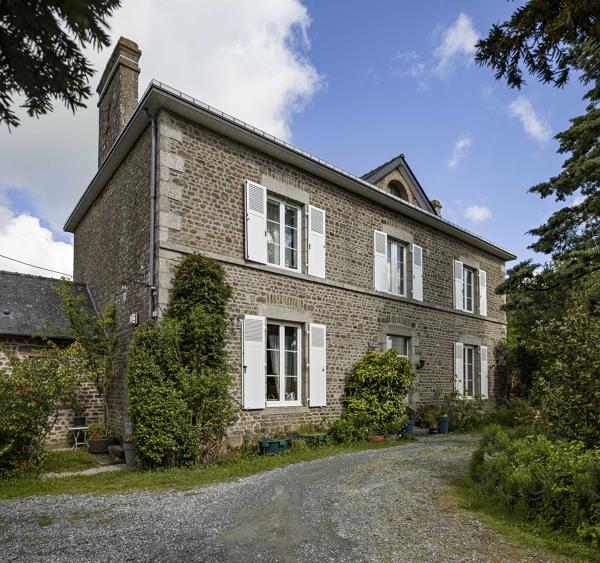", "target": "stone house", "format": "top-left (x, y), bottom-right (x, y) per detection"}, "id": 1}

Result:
top-left (65, 38), bottom-right (515, 443)
top-left (0, 271), bottom-right (102, 448)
